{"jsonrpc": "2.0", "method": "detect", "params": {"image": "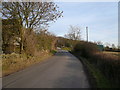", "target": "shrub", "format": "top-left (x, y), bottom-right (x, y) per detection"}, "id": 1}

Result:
top-left (23, 29), bottom-right (37, 56)
top-left (36, 30), bottom-right (56, 51)
top-left (73, 41), bottom-right (99, 58)
top-left (73, 41), bottom-right (120, 87)
top-left (91, 53), bottom-right (120, 87)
